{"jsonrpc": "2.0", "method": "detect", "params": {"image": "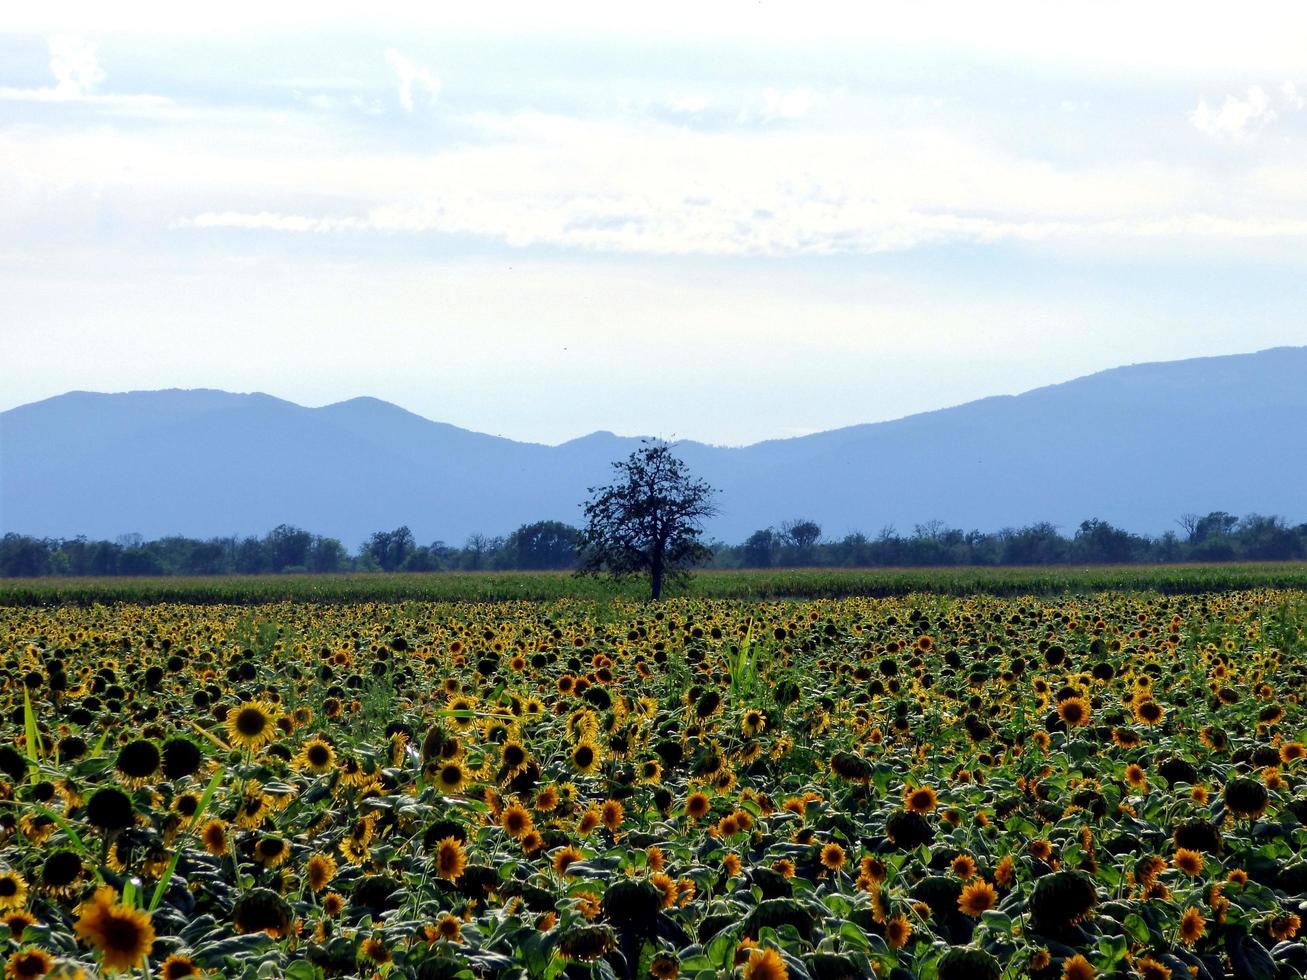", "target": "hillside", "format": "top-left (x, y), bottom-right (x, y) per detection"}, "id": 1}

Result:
top-left (3, 346), bottom-right (1305, 544)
